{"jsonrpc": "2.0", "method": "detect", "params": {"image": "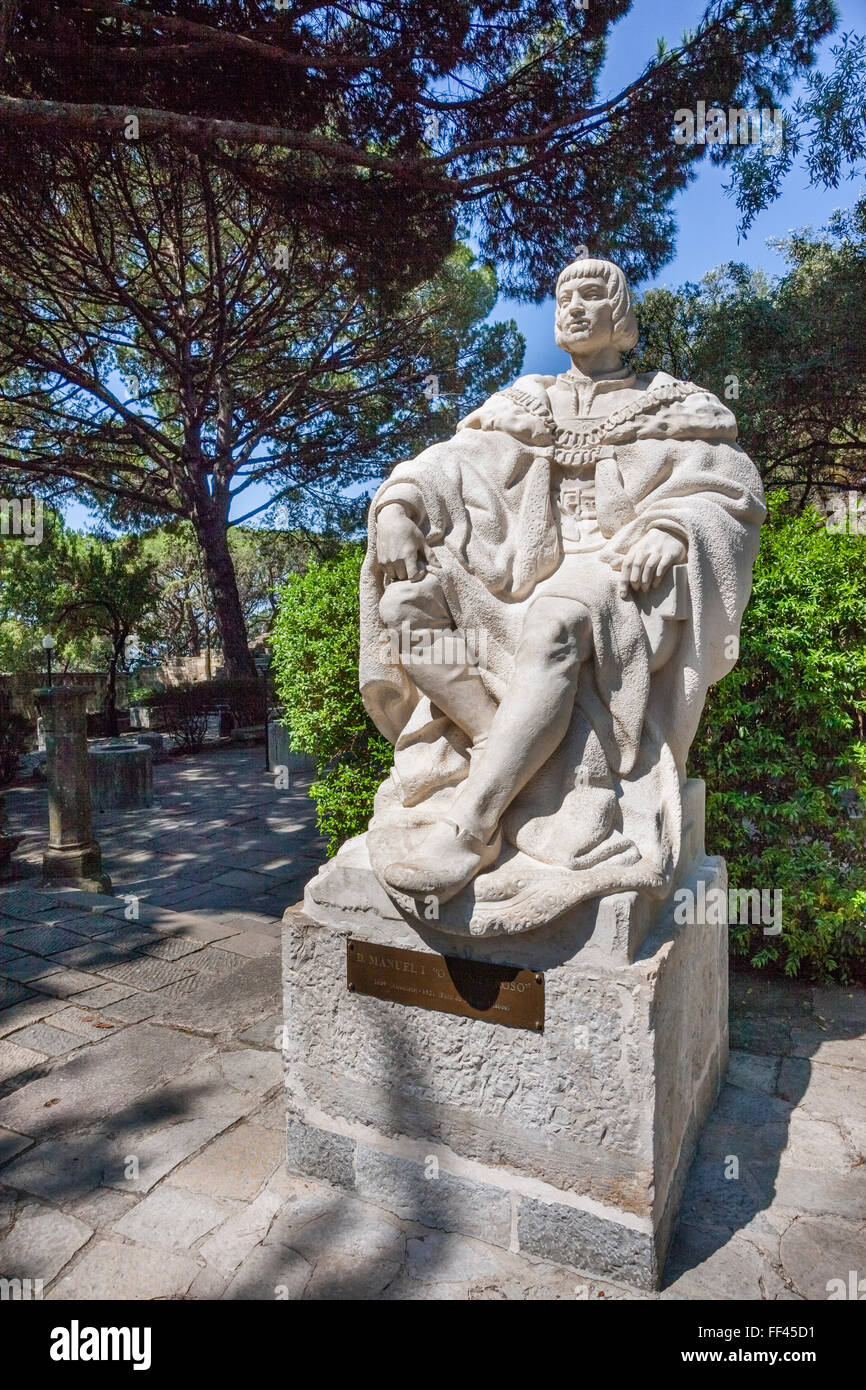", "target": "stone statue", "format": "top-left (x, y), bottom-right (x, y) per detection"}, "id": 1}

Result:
top-left (288, 257), bottom-right (766, 1284)
top-left (310, 256), bottom-right (765, 937)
